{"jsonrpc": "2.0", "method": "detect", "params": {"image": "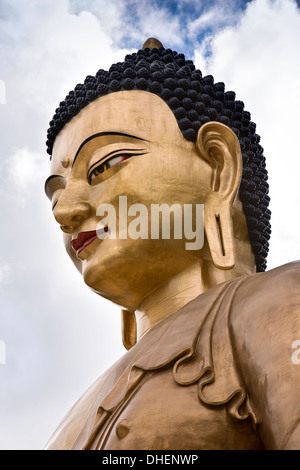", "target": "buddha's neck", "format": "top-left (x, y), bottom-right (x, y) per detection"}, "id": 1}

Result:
top-left (134, 257), bottom-right (252, 341)
top-left (135, 262), bottom-right (204, 341)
